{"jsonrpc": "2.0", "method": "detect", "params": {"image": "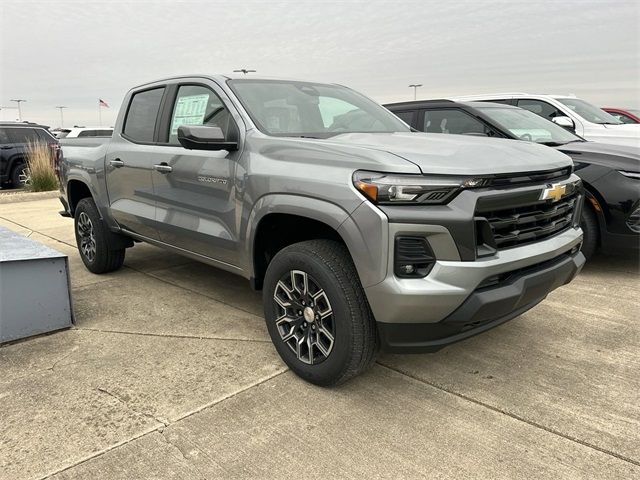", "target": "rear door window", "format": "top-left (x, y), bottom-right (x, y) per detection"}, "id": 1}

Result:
top-left (516, 99), bottom-right (564, 121)
top-left (5, 128), bottom-right (39, 144)
top-left (123, 87), bottom-right (165, 142)
top-left (77, 130), bottom-right (94, 137)
top-left (423, 109), bottom-right (488, 135)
